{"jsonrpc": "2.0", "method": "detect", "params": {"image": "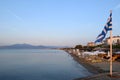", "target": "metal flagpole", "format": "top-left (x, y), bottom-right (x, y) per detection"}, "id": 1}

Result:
top-left (110, 10), bottom-right (113, 77)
